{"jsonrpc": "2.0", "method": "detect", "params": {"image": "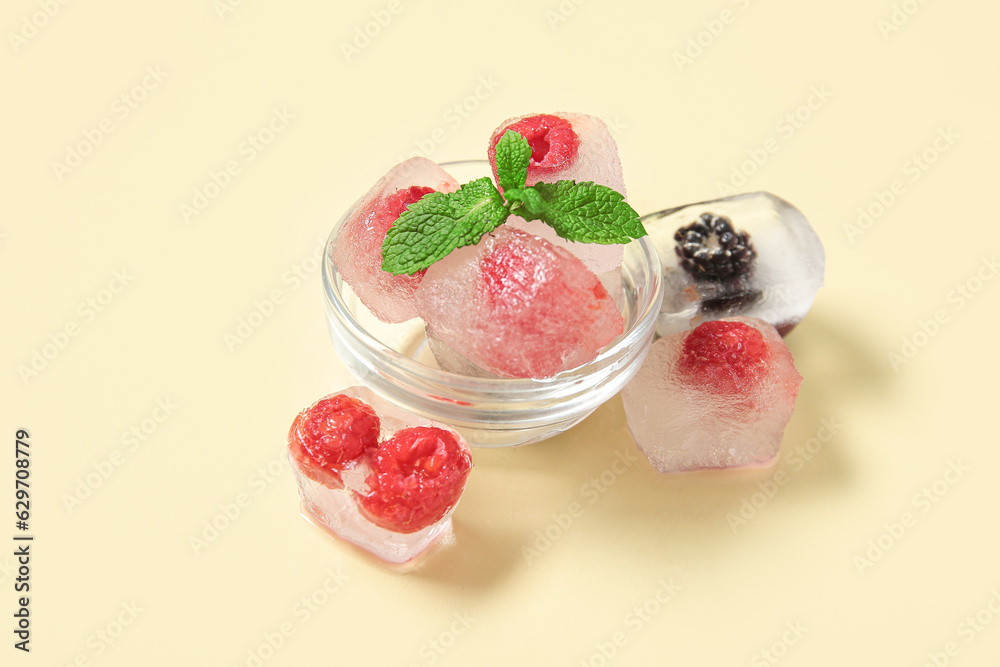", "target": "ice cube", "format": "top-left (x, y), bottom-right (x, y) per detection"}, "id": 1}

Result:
top-left (332, 158), bottom-right (459, 323)
top-left (415, 226), bottom-right (623, 379)
top-left (288, 386), bottom-right (472, 564)
top-left (642, 192), bottom-right (825, 337)
top-left (424, 266), bottom-right (622, 378)
top-left (489, 112), bottom-right (627, 273)
top-left (621, 317), bottom-right (801, 473)
top-left (425, 326), bottom-right (501, 378)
